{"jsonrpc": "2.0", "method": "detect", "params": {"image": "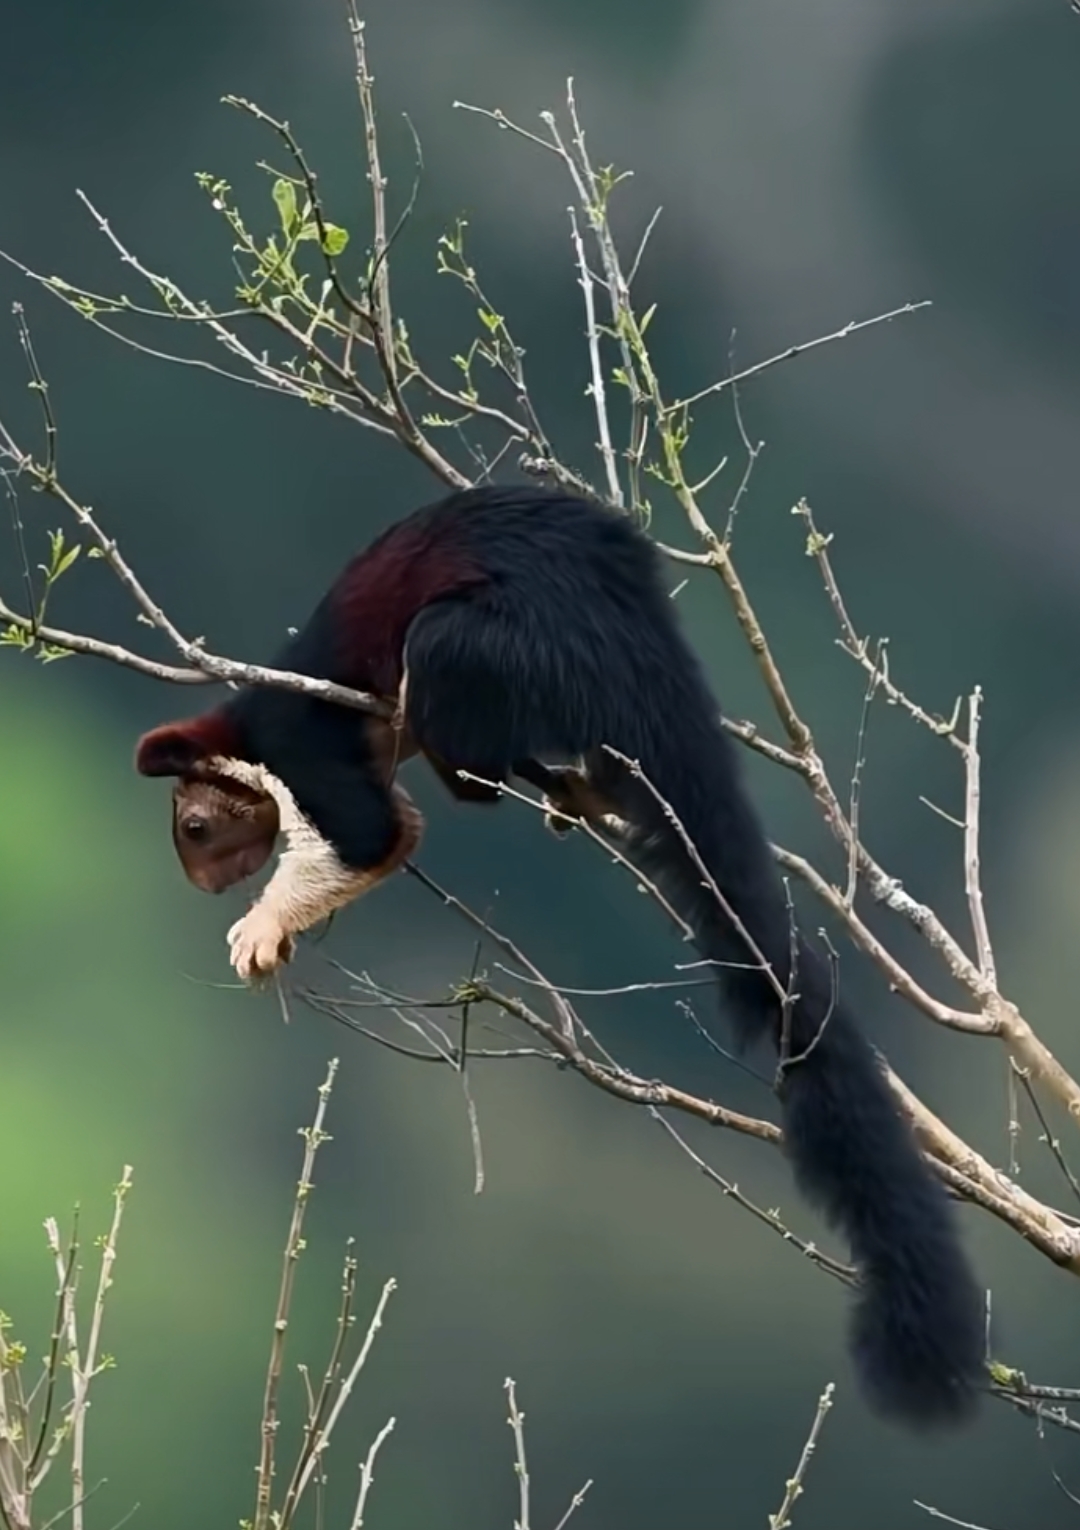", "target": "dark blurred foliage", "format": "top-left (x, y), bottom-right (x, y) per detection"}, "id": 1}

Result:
top-left (2, 1), bottom-right (1080, 1526)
